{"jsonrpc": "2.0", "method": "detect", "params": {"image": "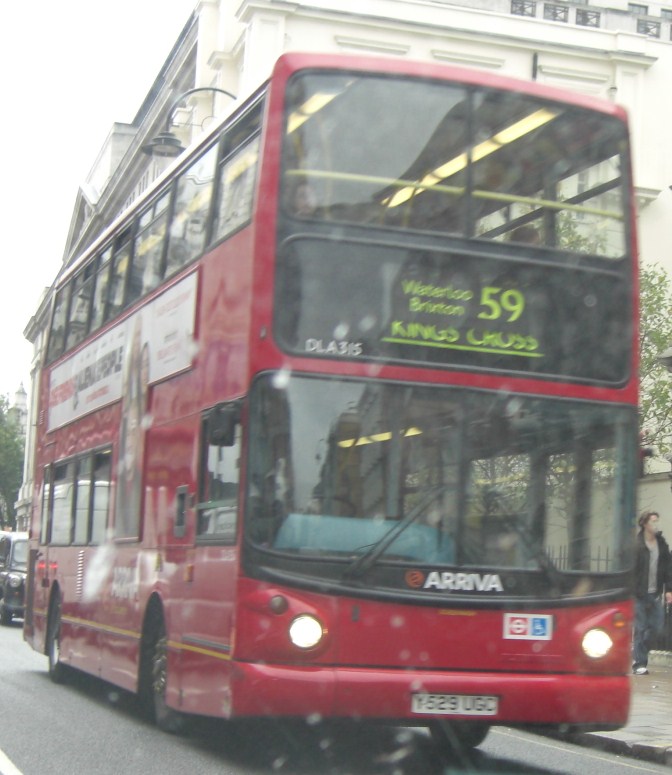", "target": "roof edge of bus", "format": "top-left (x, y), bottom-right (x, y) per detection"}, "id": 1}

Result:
top-left (272, 51), bottom-right (627, 118)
